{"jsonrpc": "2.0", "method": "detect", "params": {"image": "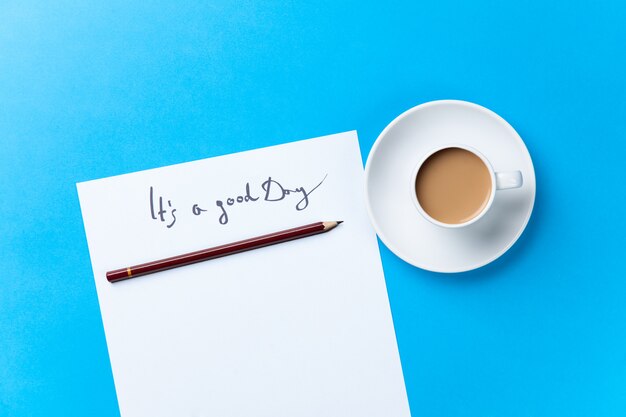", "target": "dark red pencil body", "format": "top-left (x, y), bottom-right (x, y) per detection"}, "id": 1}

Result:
top-left (106, 221), bottom-right (341, 283)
